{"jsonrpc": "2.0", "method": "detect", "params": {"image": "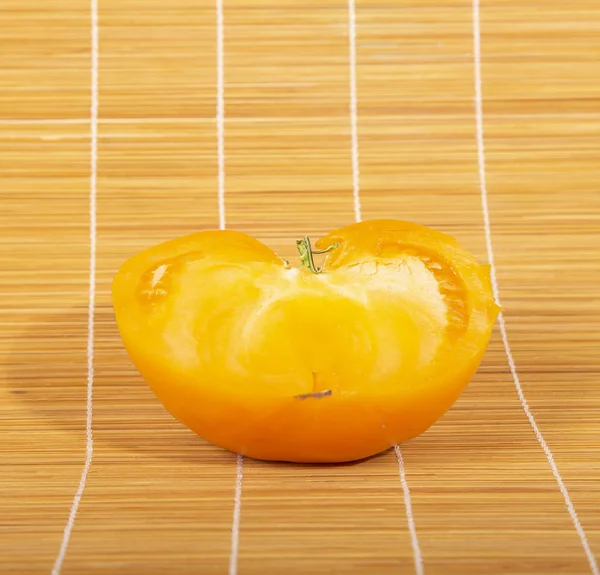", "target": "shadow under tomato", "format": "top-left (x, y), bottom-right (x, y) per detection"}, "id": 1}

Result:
top-left (238, 446), bottom-right (392, 469)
